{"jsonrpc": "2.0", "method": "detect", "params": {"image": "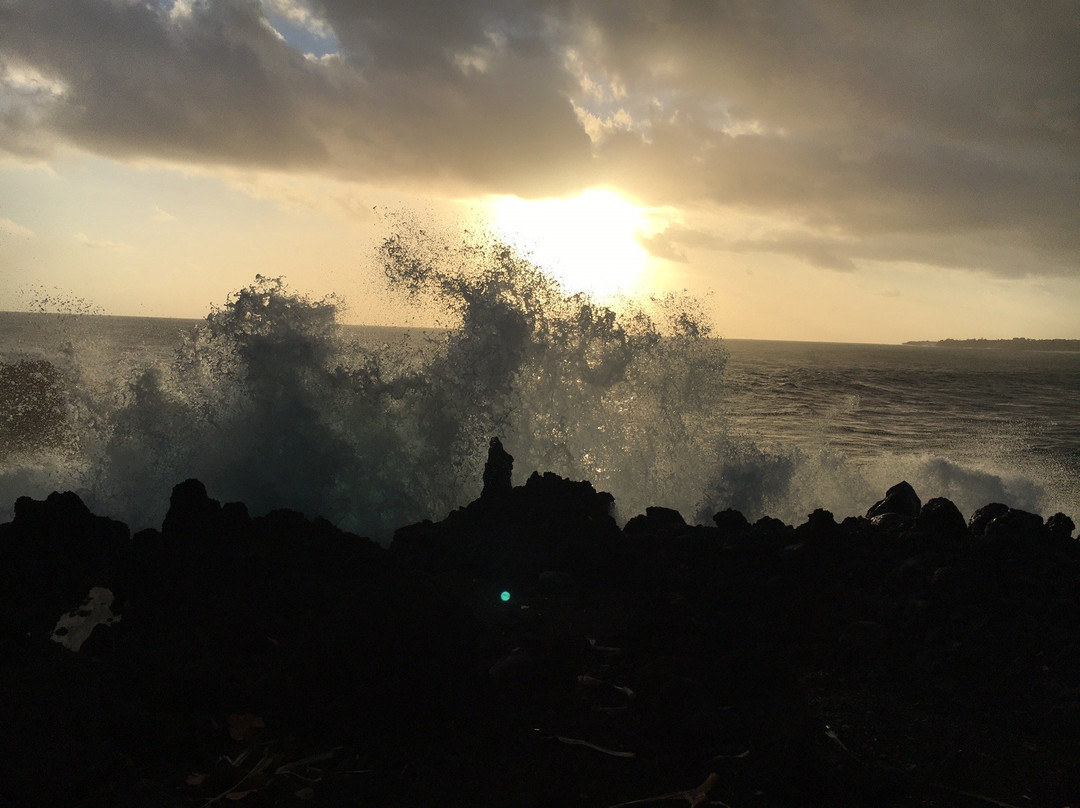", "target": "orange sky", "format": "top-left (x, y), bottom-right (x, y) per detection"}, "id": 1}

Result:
top-left (2, 1), bottom-right (1078, 342)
